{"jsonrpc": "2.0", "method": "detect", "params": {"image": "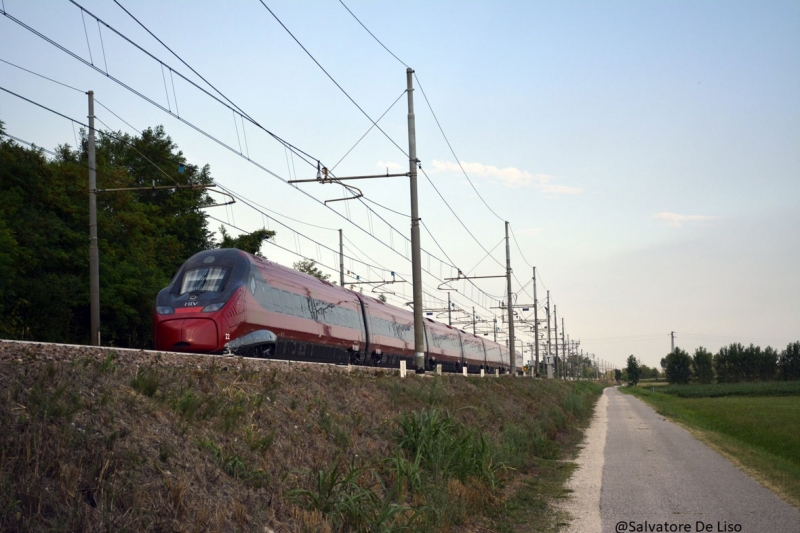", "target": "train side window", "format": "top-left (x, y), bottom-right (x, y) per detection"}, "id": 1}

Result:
top-left (302, 297), bottom-right (313, 319)
top-left (268, 286), bottom-right (282, 313)
top-left (292, 294), bottom-right (305, 318)
top-left (281, 291), bottom-right (294, 316)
